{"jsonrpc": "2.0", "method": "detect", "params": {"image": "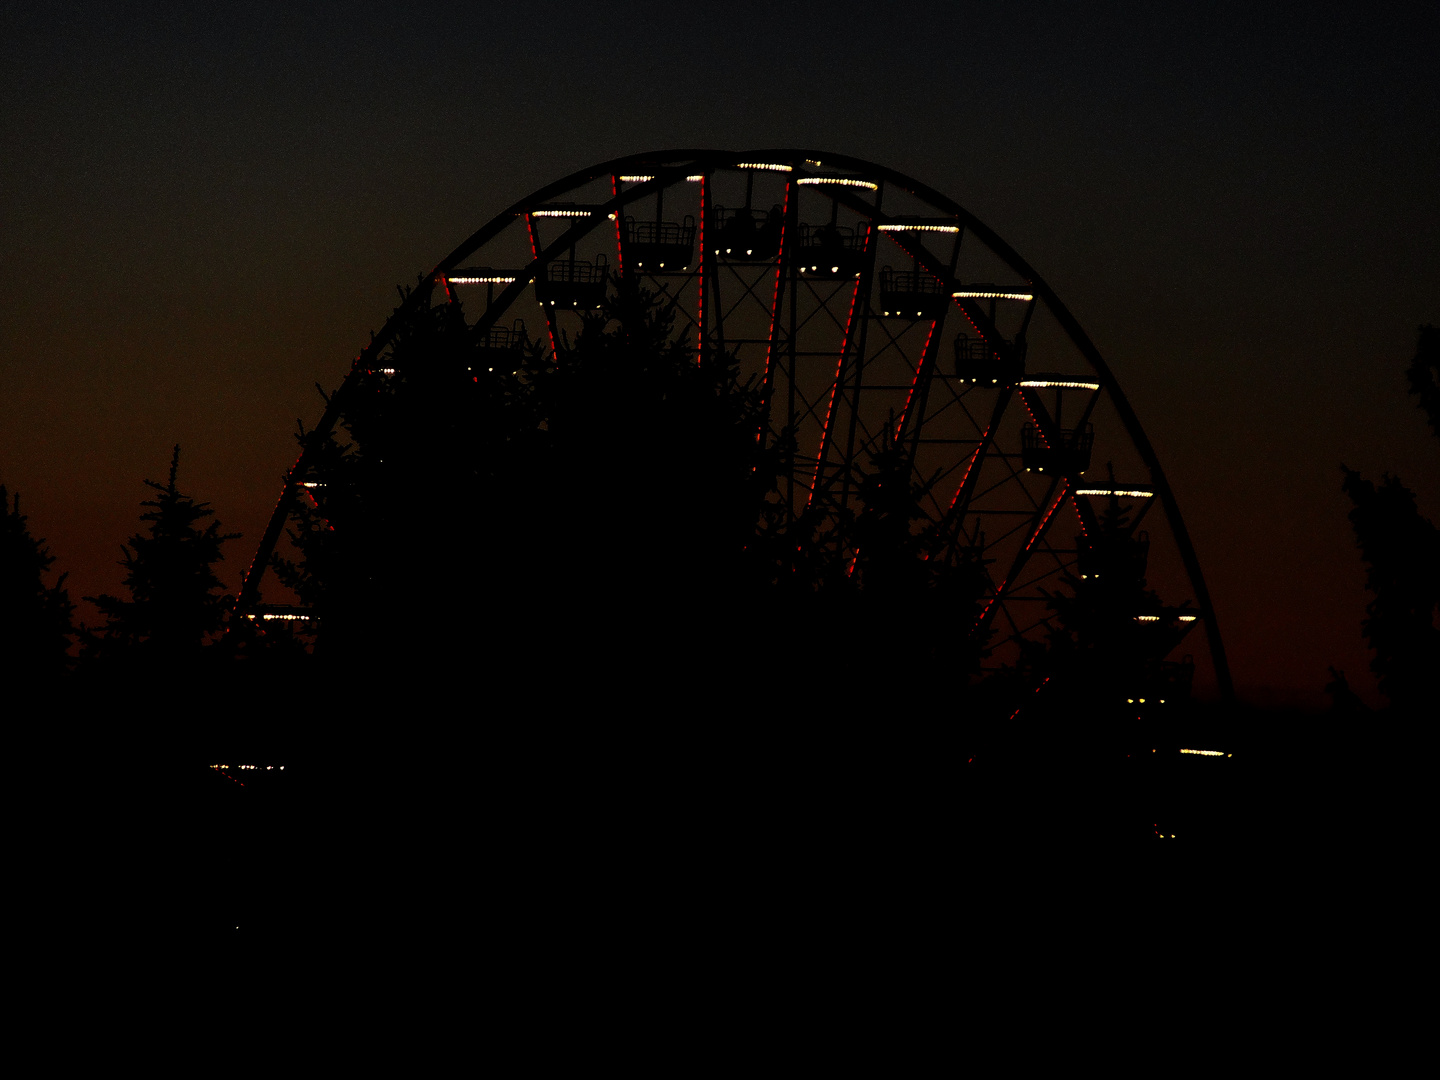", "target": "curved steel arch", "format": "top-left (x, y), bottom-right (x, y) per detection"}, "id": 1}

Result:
top-left (238, 149), bottom-right (1231, 700)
